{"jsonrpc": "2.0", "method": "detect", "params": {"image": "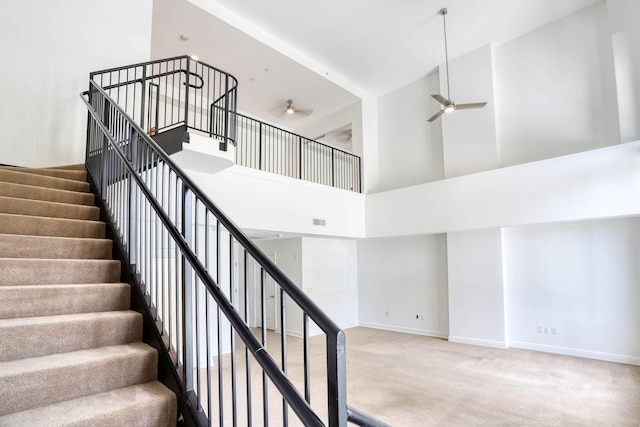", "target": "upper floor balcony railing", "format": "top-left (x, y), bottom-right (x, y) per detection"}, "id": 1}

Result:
top-left (90, 55), bottom-right (237, 151)
top-left (212, 106), bottom-right (362, 193)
